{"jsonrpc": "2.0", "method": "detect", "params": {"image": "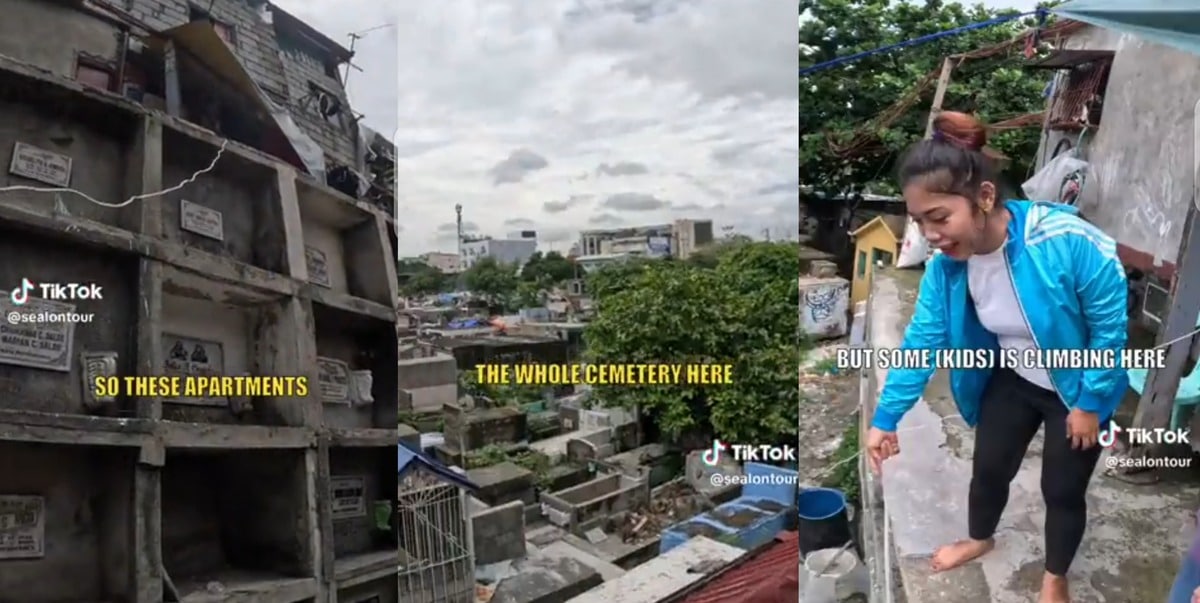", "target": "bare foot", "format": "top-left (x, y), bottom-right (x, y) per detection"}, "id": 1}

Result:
top-left (930, 538), bottom-right (994, 572)
top-left (1038, 573), bottom-right (1069, 603)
